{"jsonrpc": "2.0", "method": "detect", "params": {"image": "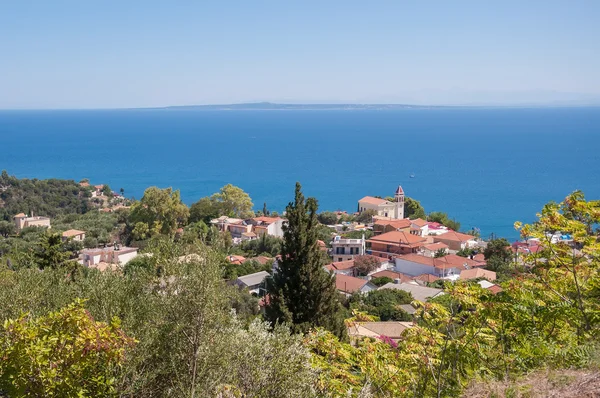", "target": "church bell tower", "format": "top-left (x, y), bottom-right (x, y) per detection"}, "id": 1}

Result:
top-left (394, 185), bottom-right (405, 219)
